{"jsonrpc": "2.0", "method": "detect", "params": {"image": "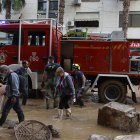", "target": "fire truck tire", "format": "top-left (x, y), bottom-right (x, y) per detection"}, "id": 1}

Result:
top-left (98, 80), bottom-right (127, 103)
